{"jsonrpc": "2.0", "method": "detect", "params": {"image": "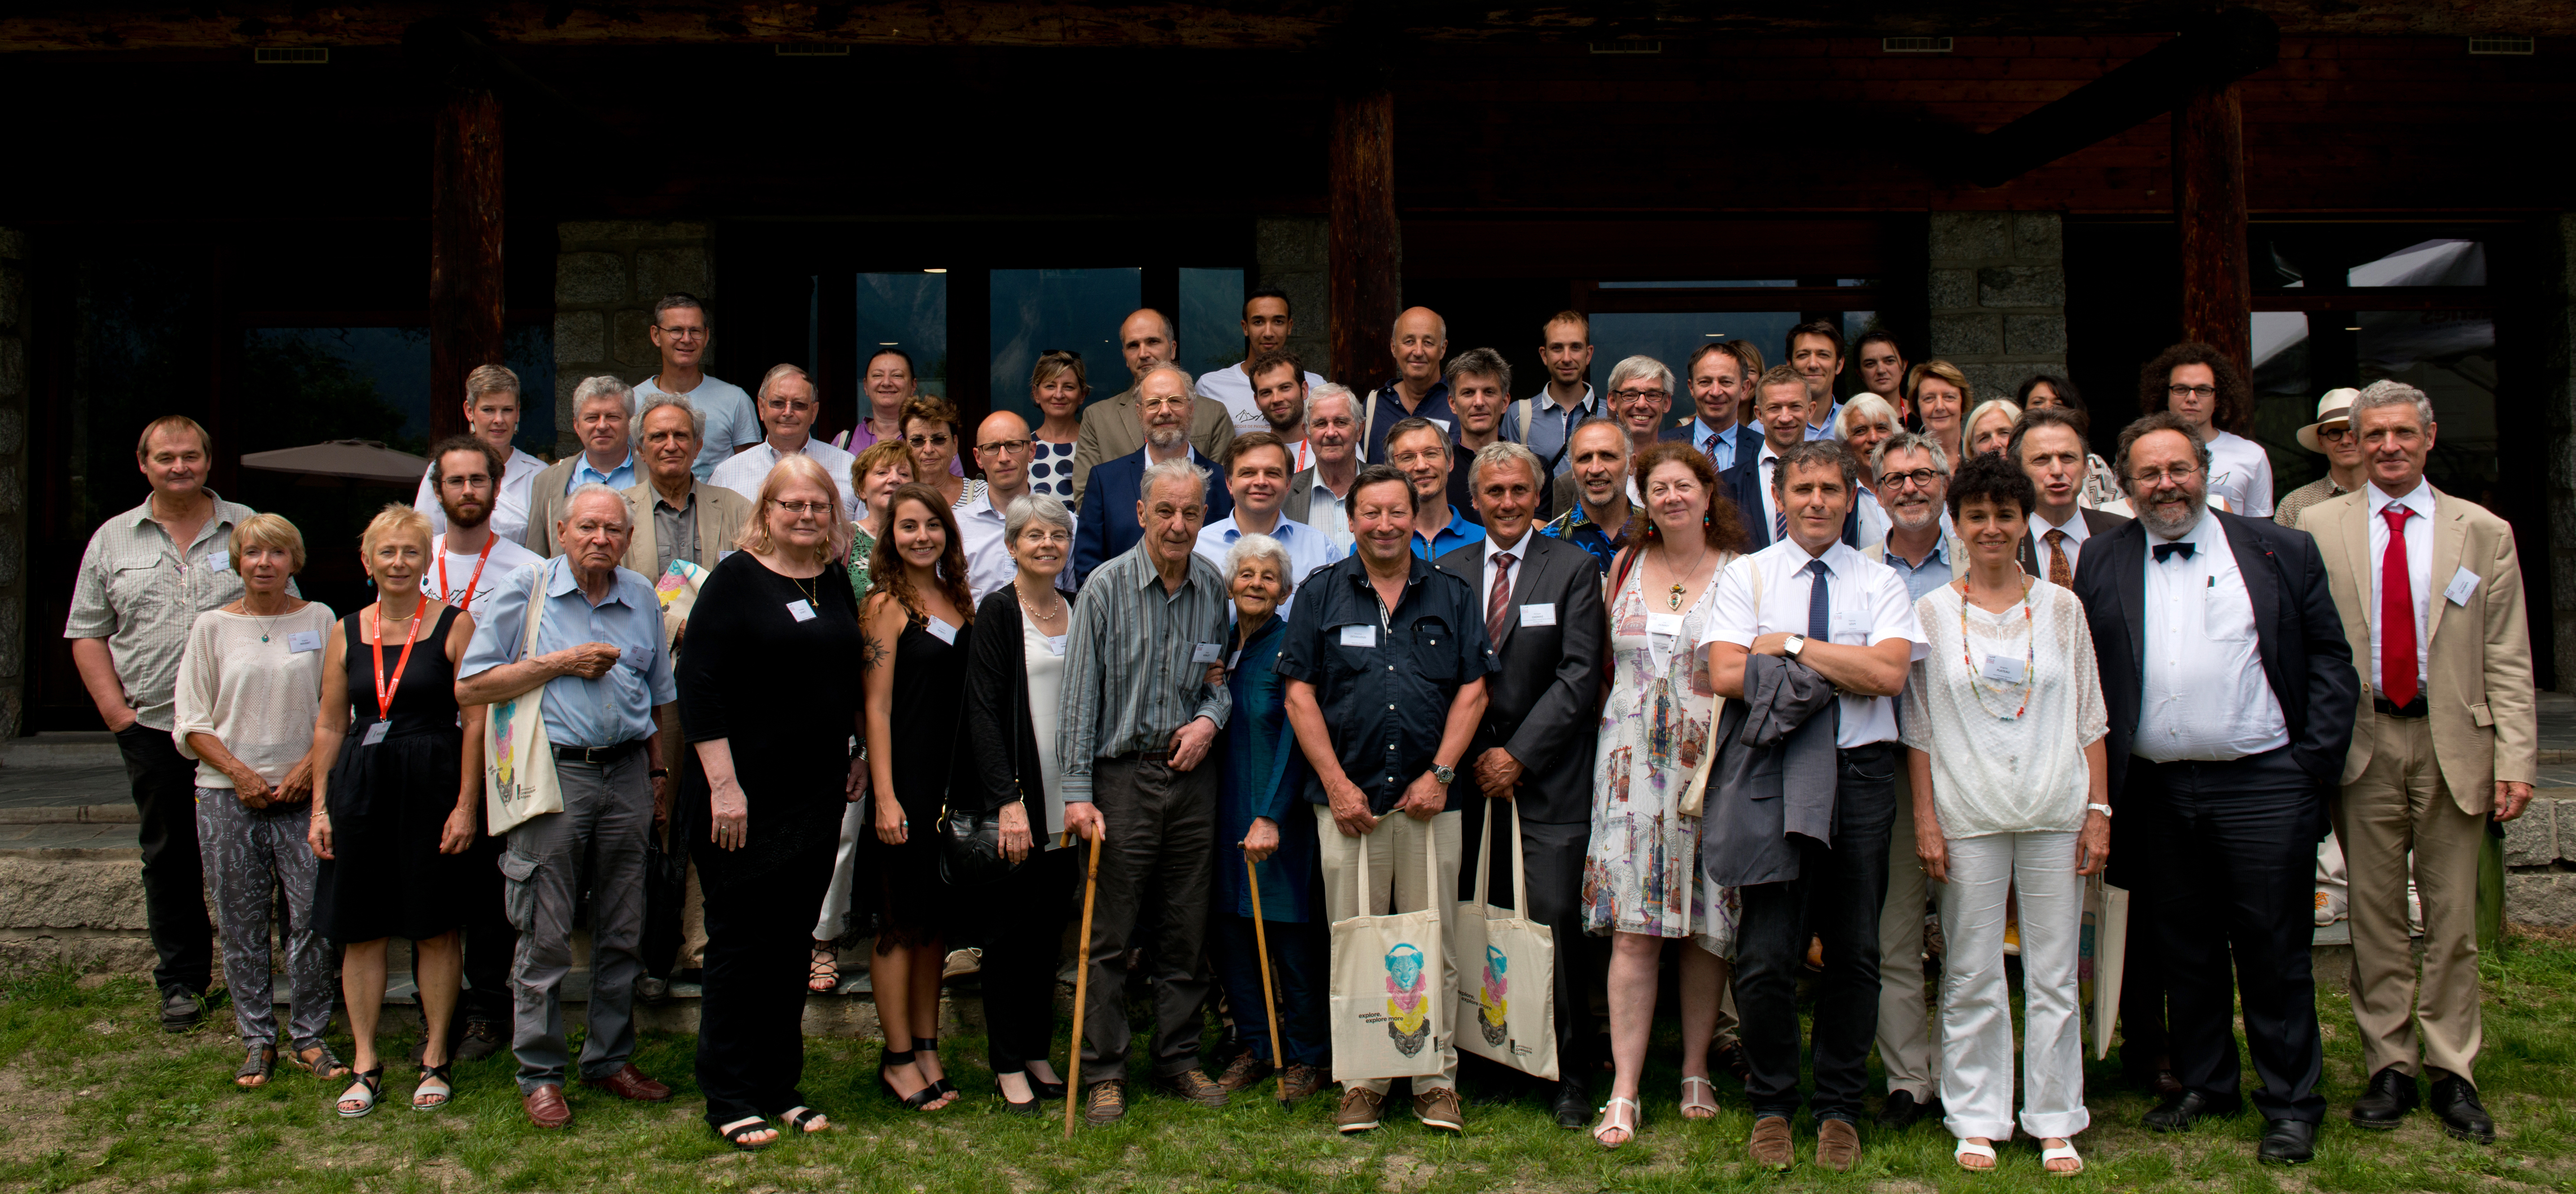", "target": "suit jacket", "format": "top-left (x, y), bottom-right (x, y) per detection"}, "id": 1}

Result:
top-left (1431, 534), bottom-right (1606, 825)
top-left (617, 479), bottom-right (754, 577)
top-left (1284, 466), bottom-right (1334, 526)
top-left (2016, 506), bottom-right (2131, 580)
top-left (1719, 444), bottom-right (1859, 551)
top-left (2298, 487), bottom-right (2536, 812)
top-left (1072, 448), bottom-right (1236, 588)
top-left (1660, 420), bottom-right (1761, 470)
top-left (2070, 509), bottom-right (2359, 804)
top-left (521, 458), bottom-right (579, 557)
top-left (1699, 652), bottom-right (1843, 888)
top-left (1066, 384), bottom-right (1236, 509)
